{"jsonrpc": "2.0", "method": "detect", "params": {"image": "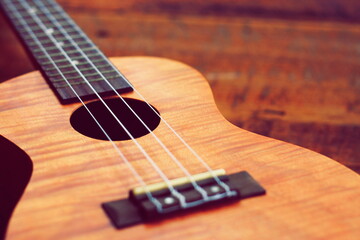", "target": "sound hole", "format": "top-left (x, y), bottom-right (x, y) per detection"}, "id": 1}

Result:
top-left (70, 98), bottom-right (161, 141)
